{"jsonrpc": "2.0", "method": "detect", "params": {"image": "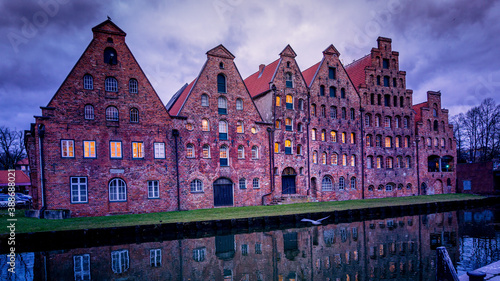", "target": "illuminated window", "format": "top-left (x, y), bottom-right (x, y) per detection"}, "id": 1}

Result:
top-left (238, 145), bottom-right (245, 159)
top-left (331, 131), bottom-right (337, 142)
top-left (110, 141), bottom-right (122, 158)
top-left (366, 135), bottom-right (372, 147)
top-left (237, 121), bottom-right (244, 133)
top-left (61, 140), bottom-right (74, 158)
top-left (311, 104), bottom-right (316, 116)
top-left (350, 133), bottom-right (355, 144)
top-left (313, 151), bottom-right (318, 164)
top-left (342, 154), bottom-right (347, 166)
top-left (377, 156), bottom-right (383, 168)
top-left (220, 145), bottom-right (228, 166)
top-left (385, 136), bottom-right (392, 148)
top-left (351, 155), bottom-right (356, 166)
top-left (321, 152), bottom-right (327, 164)
top-left (83, 141), bottom-right (96, 158)
top-left (331, 153), bottom-right (338, 165)
top-left (285, 140), bottom-right (292, 155)
top-left (202, 119), bottom-right (210, 131)
top-left (202, 144), bottom-right (210, 158)
top-left (321, 130), bottom-right (326, 141)
top-left (274, 142), bottom-right (280, 153)
top-left (341, 132), bottom-right (346, 143)
top-left (285, 118), bottom-right (292, 131)
top-left (286, 94), bottom-right (293, 109)
top-left (186, 143), bottom-right (195, 158)
top-left (276, 96), bottom-right (281, 106)
top-left (312, 128), bottom-right (317, 140)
